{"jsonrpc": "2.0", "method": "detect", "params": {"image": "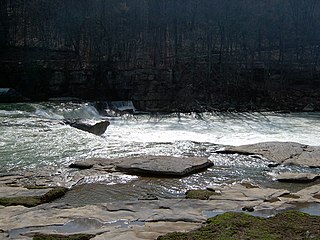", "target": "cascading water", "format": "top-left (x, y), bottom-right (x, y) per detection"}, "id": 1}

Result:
top-left (1, 102), bottom-right (320, 204)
